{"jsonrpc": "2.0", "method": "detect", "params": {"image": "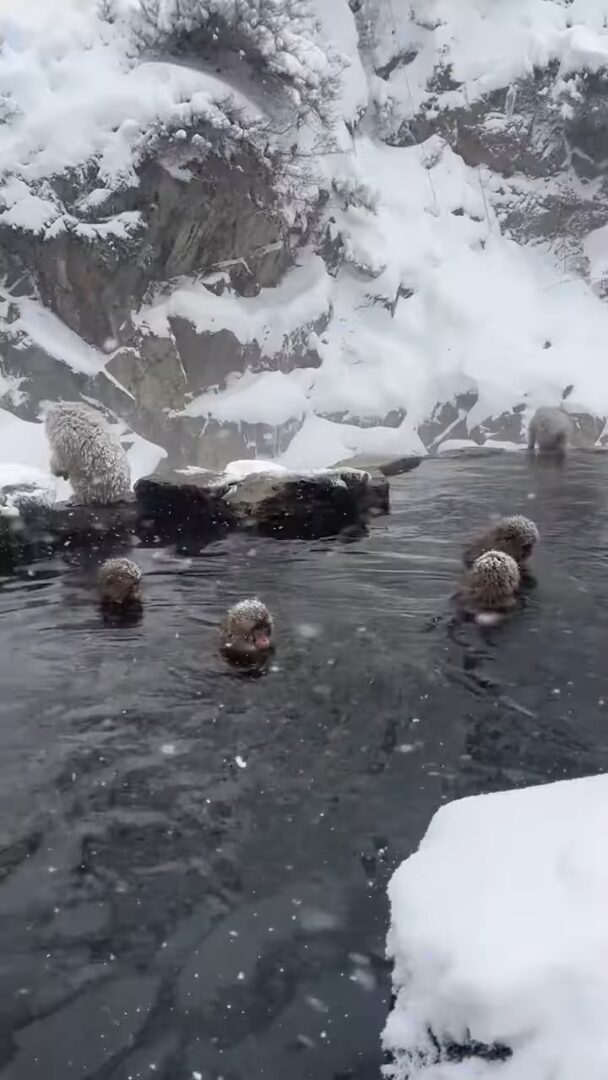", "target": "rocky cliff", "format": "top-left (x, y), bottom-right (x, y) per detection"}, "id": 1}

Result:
top-left (0, 0), bottom-right (607, 473)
